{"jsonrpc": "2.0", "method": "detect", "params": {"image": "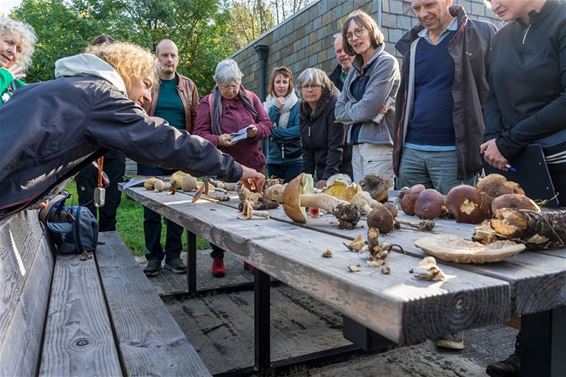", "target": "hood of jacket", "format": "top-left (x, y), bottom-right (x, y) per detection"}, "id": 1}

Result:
top-left (54, 53), bottom-right (127, 94)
